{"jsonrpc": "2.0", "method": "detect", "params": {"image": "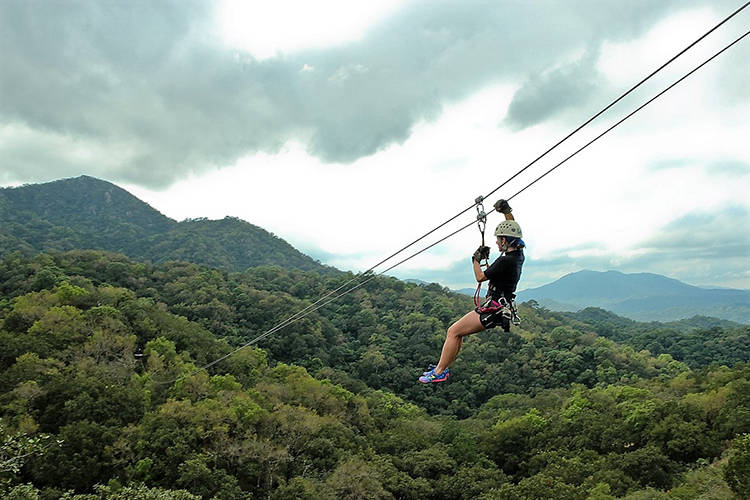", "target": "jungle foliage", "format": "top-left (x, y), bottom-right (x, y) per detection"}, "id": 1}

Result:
top-left (561, 307), bottom-right (750, 369)
top-left (1, 251), bottom-right (748, 499)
